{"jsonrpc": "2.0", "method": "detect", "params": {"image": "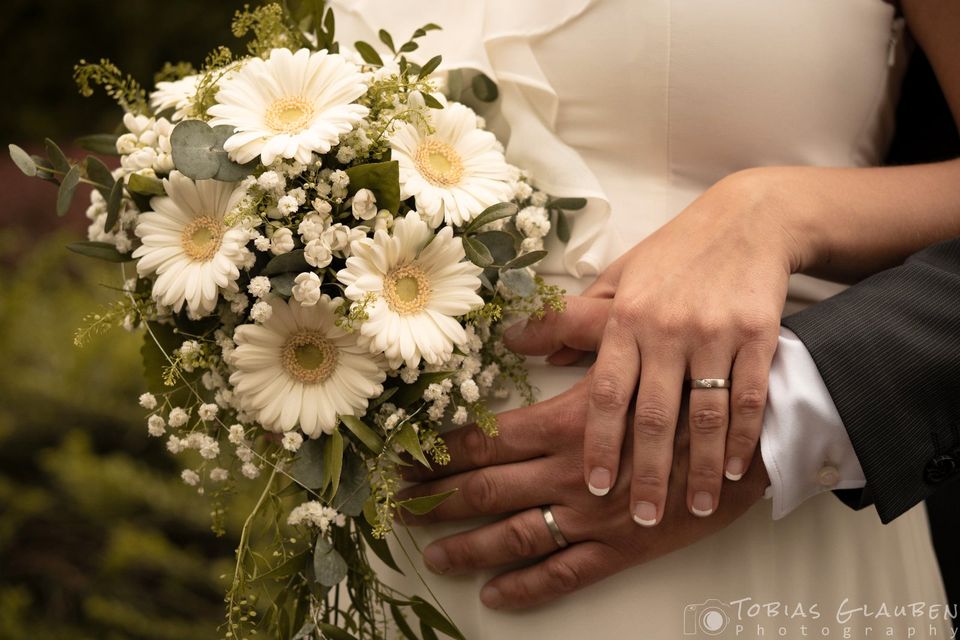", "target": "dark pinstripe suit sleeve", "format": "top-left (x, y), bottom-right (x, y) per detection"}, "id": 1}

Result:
top-left (782, 237), bottom-right (960, 524)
